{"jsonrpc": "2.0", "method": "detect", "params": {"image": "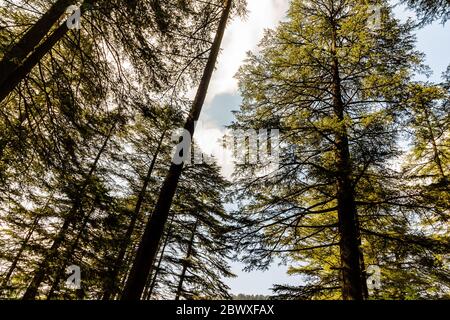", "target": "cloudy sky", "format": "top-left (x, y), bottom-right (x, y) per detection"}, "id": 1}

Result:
top-left (193, 0), bottom-right (450, 295)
